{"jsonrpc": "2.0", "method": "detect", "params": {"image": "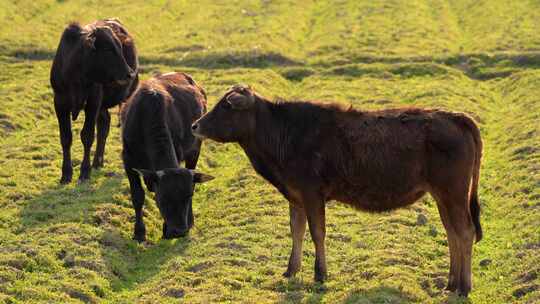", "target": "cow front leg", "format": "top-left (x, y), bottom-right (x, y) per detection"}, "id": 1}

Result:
top-left (306, 197), bottom-right (327, 282)
top-left (54, 96), bottom-right (73, 184)
top-left (79, 88), bottom-right (101, 182)
top-left (184, 140), bottom-right (202, 229)
top-left (284, 202), bottom-right (307, 278)
top-left (127, 168), bottom-right (146, 242)
top-left (92, 109), bottom-right (110, 169)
